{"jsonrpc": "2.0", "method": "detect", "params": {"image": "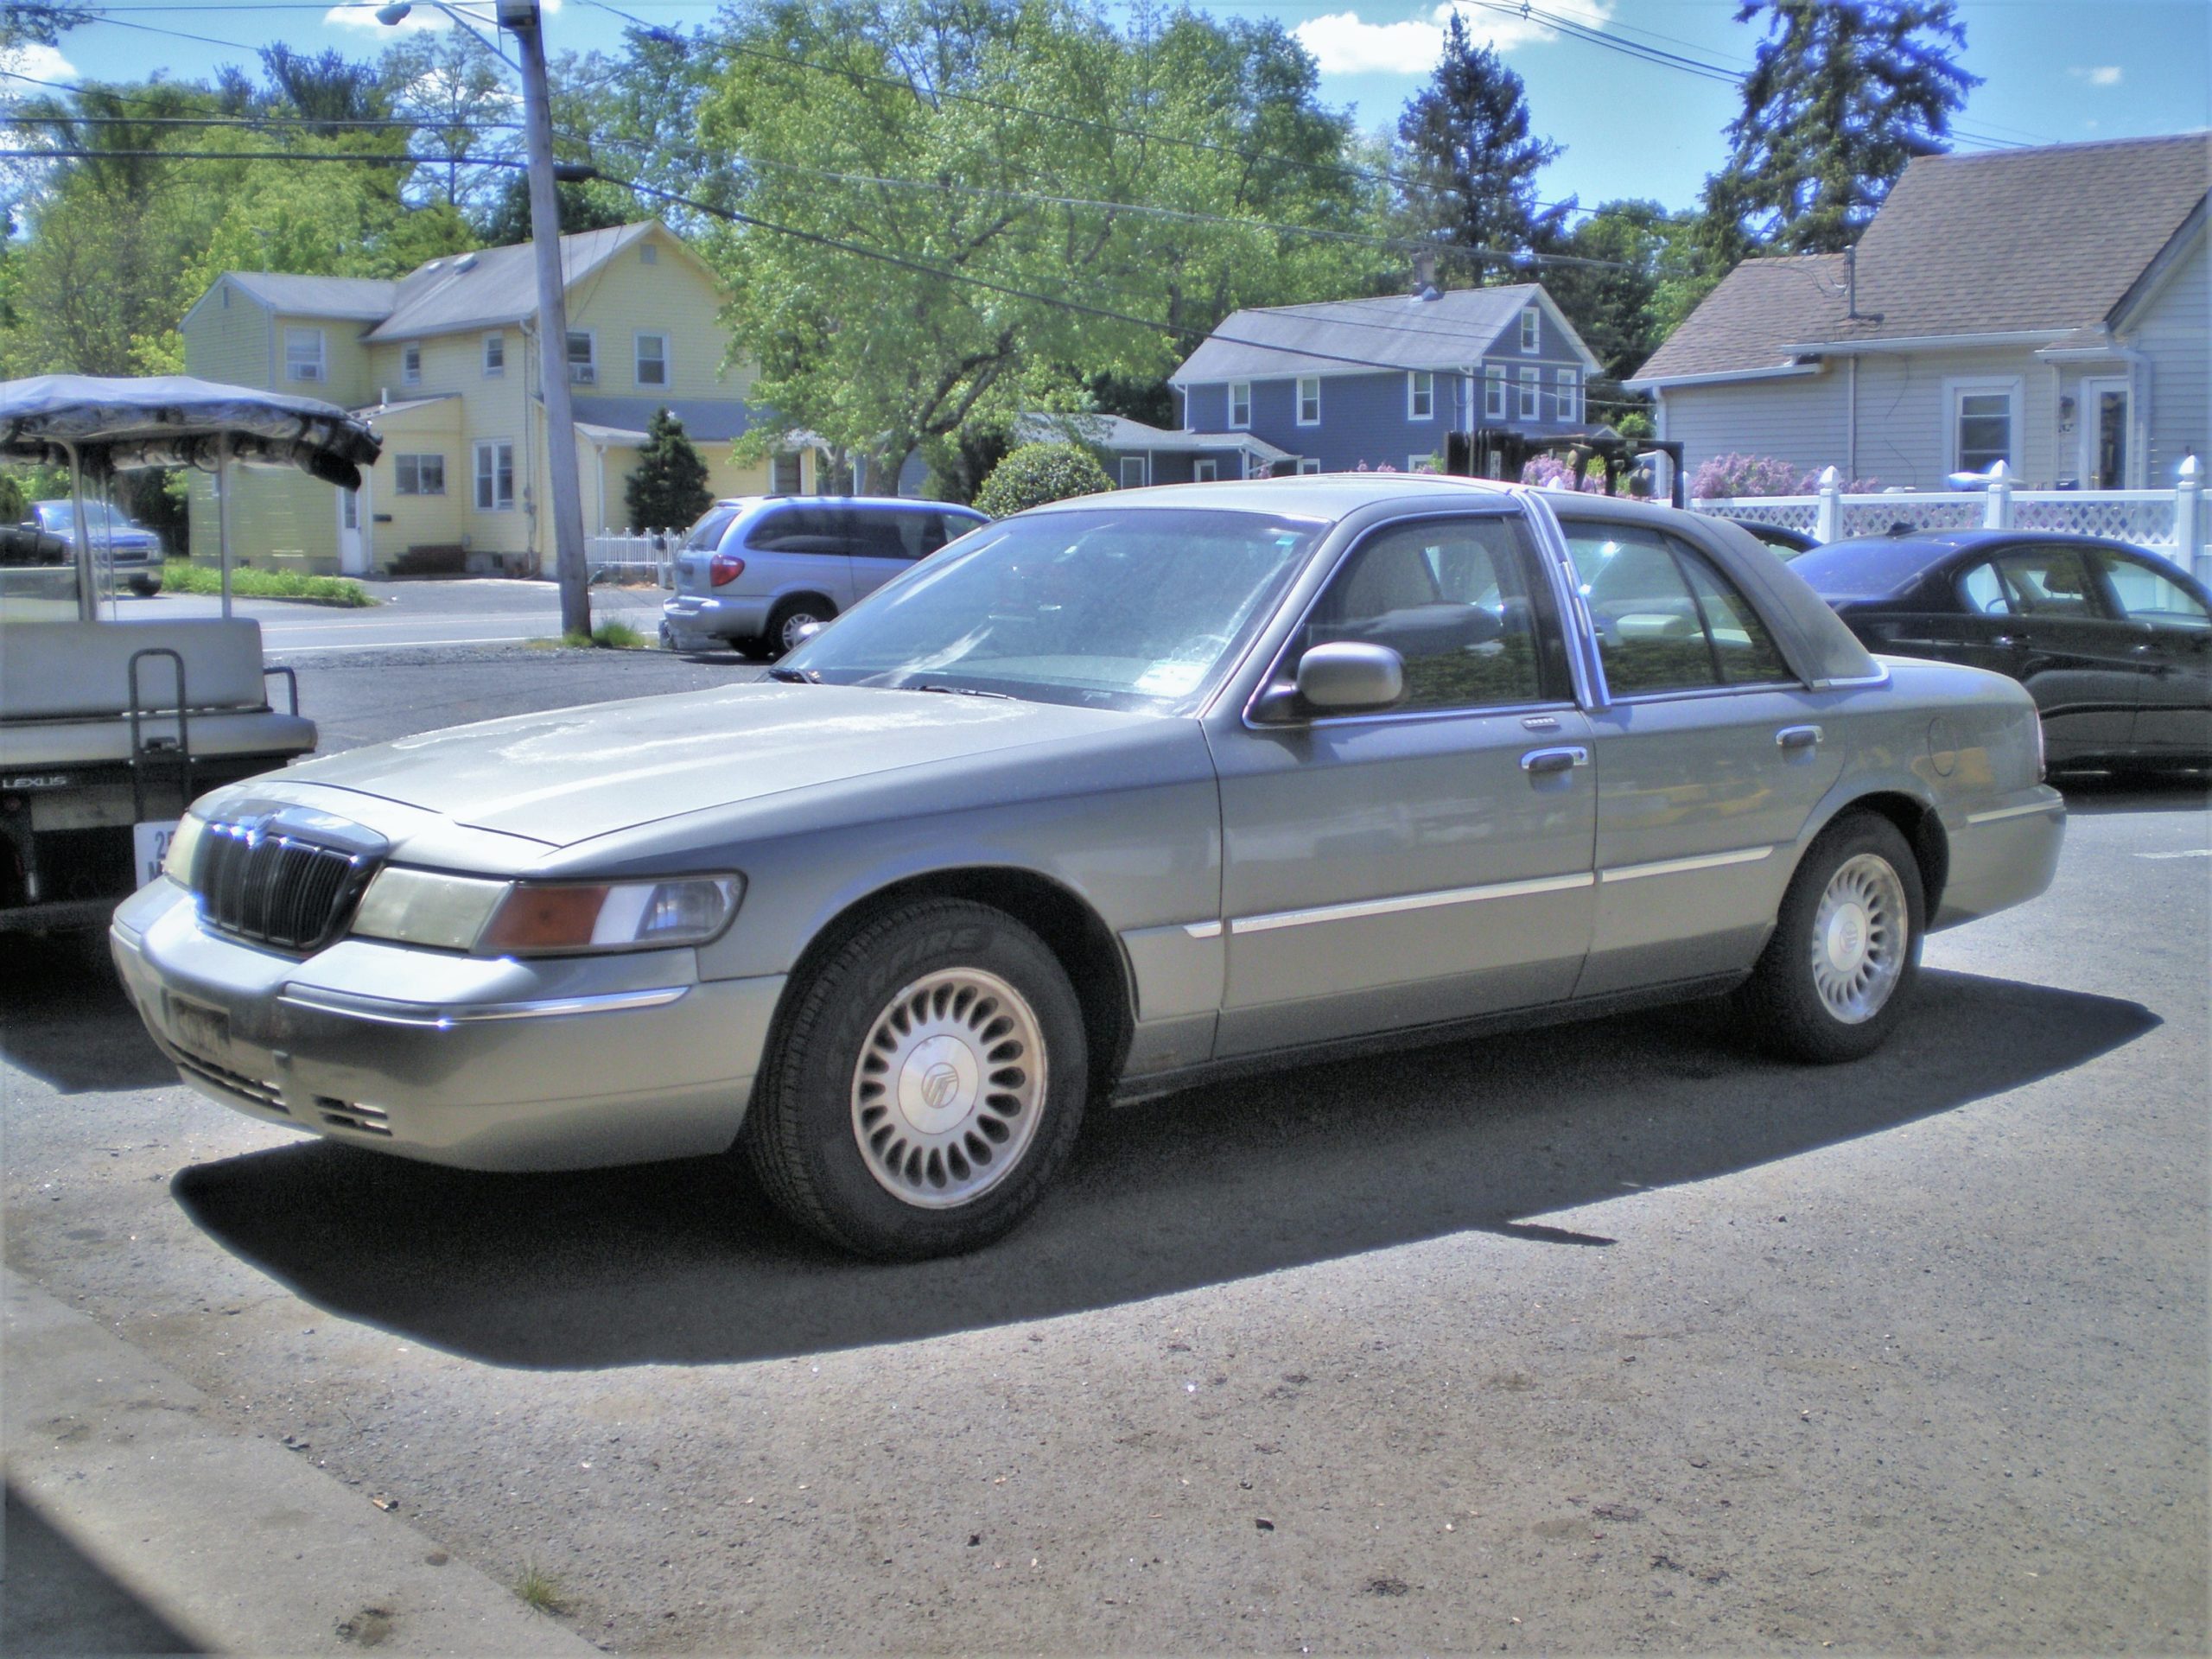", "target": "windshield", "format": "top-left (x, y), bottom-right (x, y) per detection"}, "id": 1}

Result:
top-left (780, 505), bottom-right (1328, 713)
